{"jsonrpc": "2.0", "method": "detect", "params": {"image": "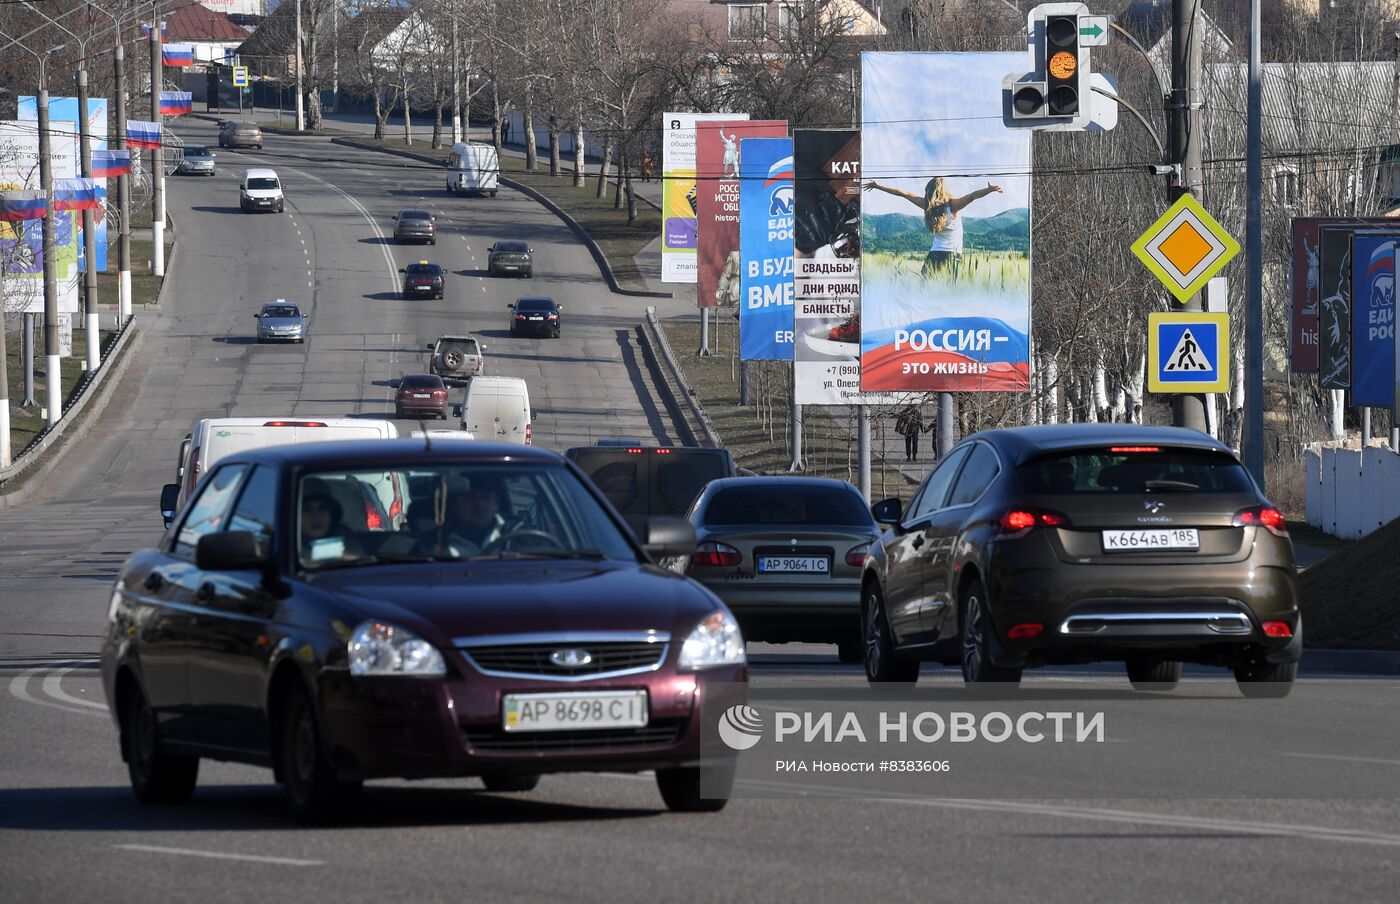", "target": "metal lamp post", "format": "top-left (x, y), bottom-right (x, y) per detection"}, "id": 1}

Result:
top-left (90, 1), bottom-right (135, 329)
